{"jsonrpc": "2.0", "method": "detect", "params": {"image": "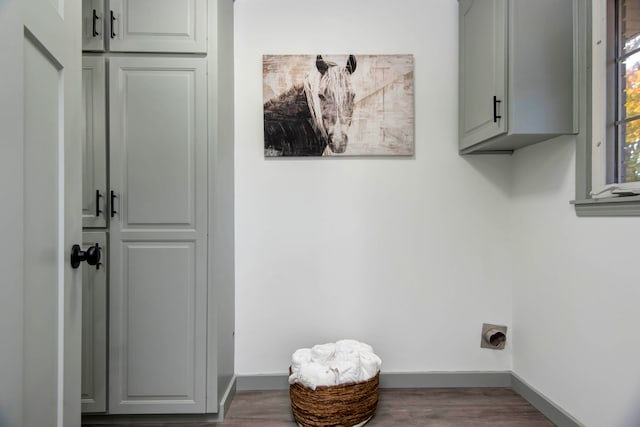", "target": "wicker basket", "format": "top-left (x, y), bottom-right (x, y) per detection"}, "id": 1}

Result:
top-left (289, 370), bottom-right (380, 427)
